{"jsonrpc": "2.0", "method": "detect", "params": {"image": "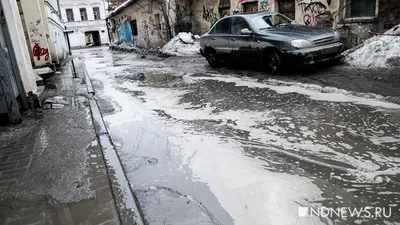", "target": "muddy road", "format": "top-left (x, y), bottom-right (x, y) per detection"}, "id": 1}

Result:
top-left (78, 47), bottom-right (400, 225)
